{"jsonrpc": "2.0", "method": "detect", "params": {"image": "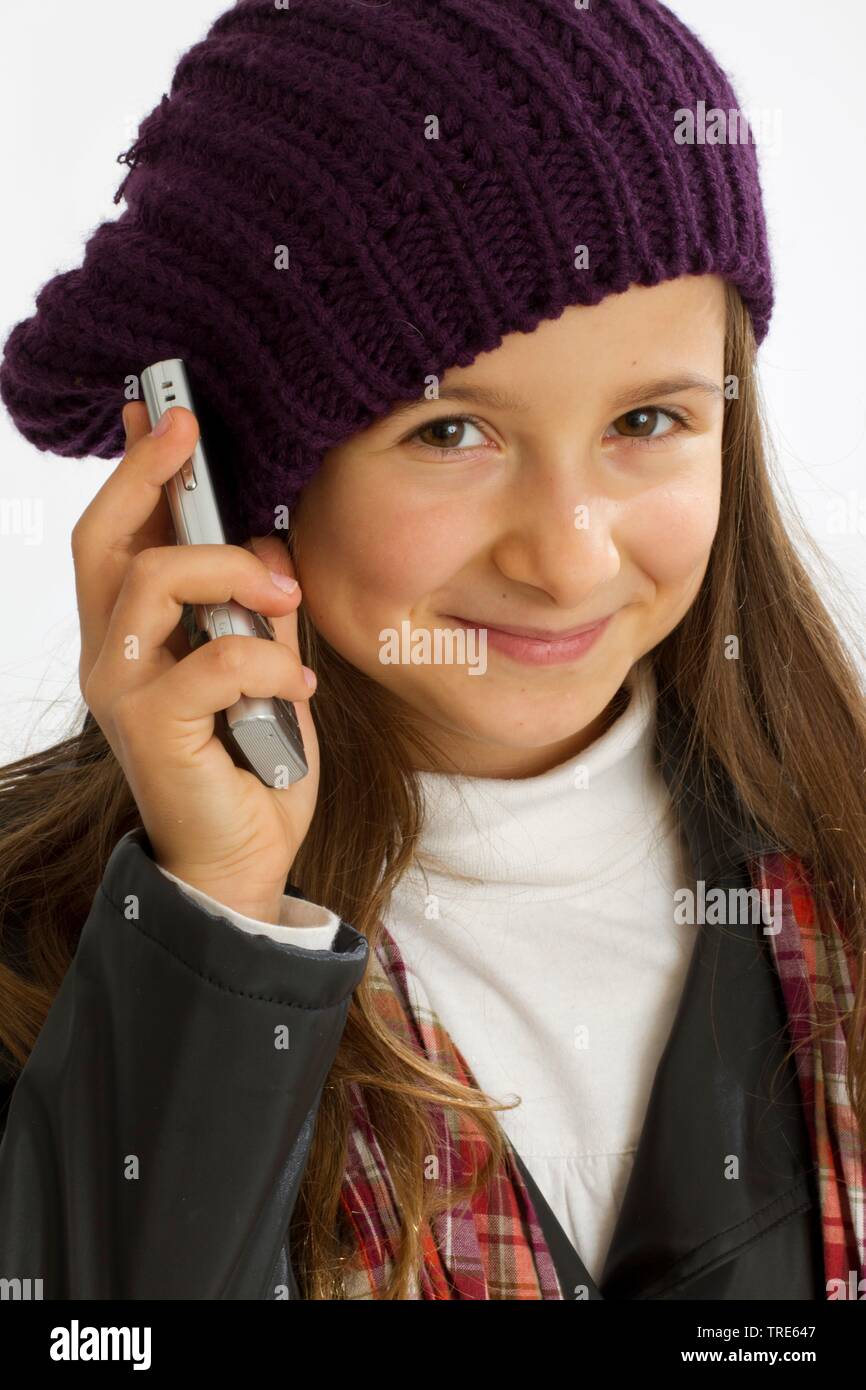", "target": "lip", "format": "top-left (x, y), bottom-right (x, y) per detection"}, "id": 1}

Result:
top-left (447, 614), bottom-right (614, 640)
top-left (442, 611), bottom-right (616, 666)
